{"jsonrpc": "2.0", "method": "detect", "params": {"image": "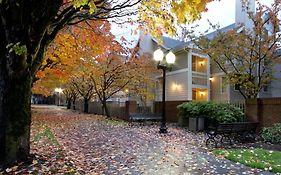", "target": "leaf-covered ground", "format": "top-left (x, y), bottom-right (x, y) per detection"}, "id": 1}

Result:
top-left (0, 105), bottom-right (276, 174)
